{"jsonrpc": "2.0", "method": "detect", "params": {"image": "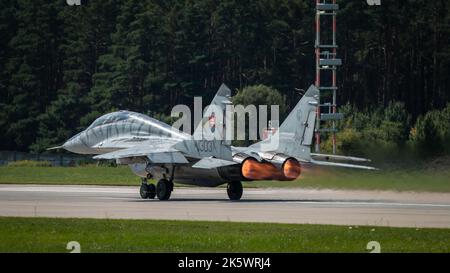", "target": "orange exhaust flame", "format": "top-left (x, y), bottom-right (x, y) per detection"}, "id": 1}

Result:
top-left (282, 159), bottom-right (302, 180)
top-left (241, 159), bottom-right (301, 181)
top-left (242, 159), bottom-right (284, 180)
